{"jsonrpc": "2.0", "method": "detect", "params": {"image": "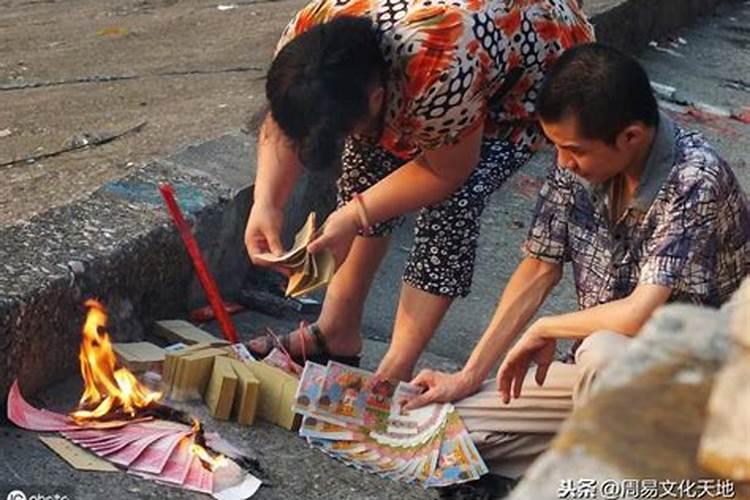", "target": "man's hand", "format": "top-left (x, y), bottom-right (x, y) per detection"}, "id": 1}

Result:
top-left (496, 327), bottom-right (556, 404)
top-left (403, 369), bottom-right (480, 410)
top-left (307, 203), bottom-right (360, 266)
